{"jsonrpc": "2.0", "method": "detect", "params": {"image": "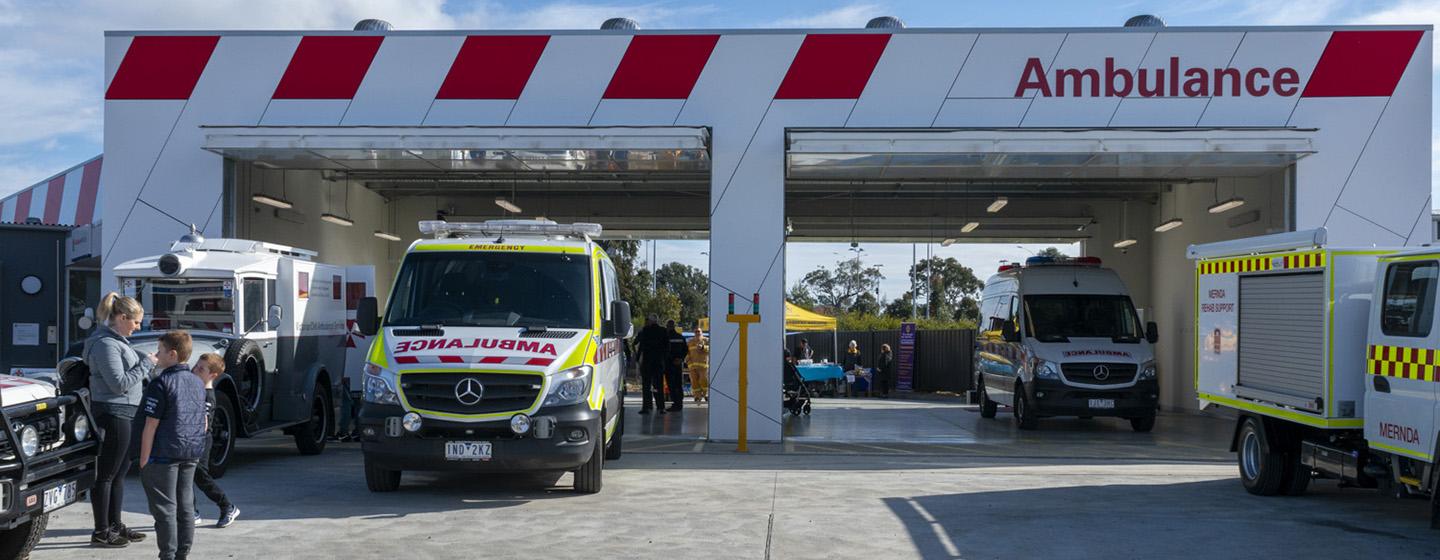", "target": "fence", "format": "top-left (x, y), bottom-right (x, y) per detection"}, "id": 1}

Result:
top-left (785, 328), bottom-right (974, 393)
